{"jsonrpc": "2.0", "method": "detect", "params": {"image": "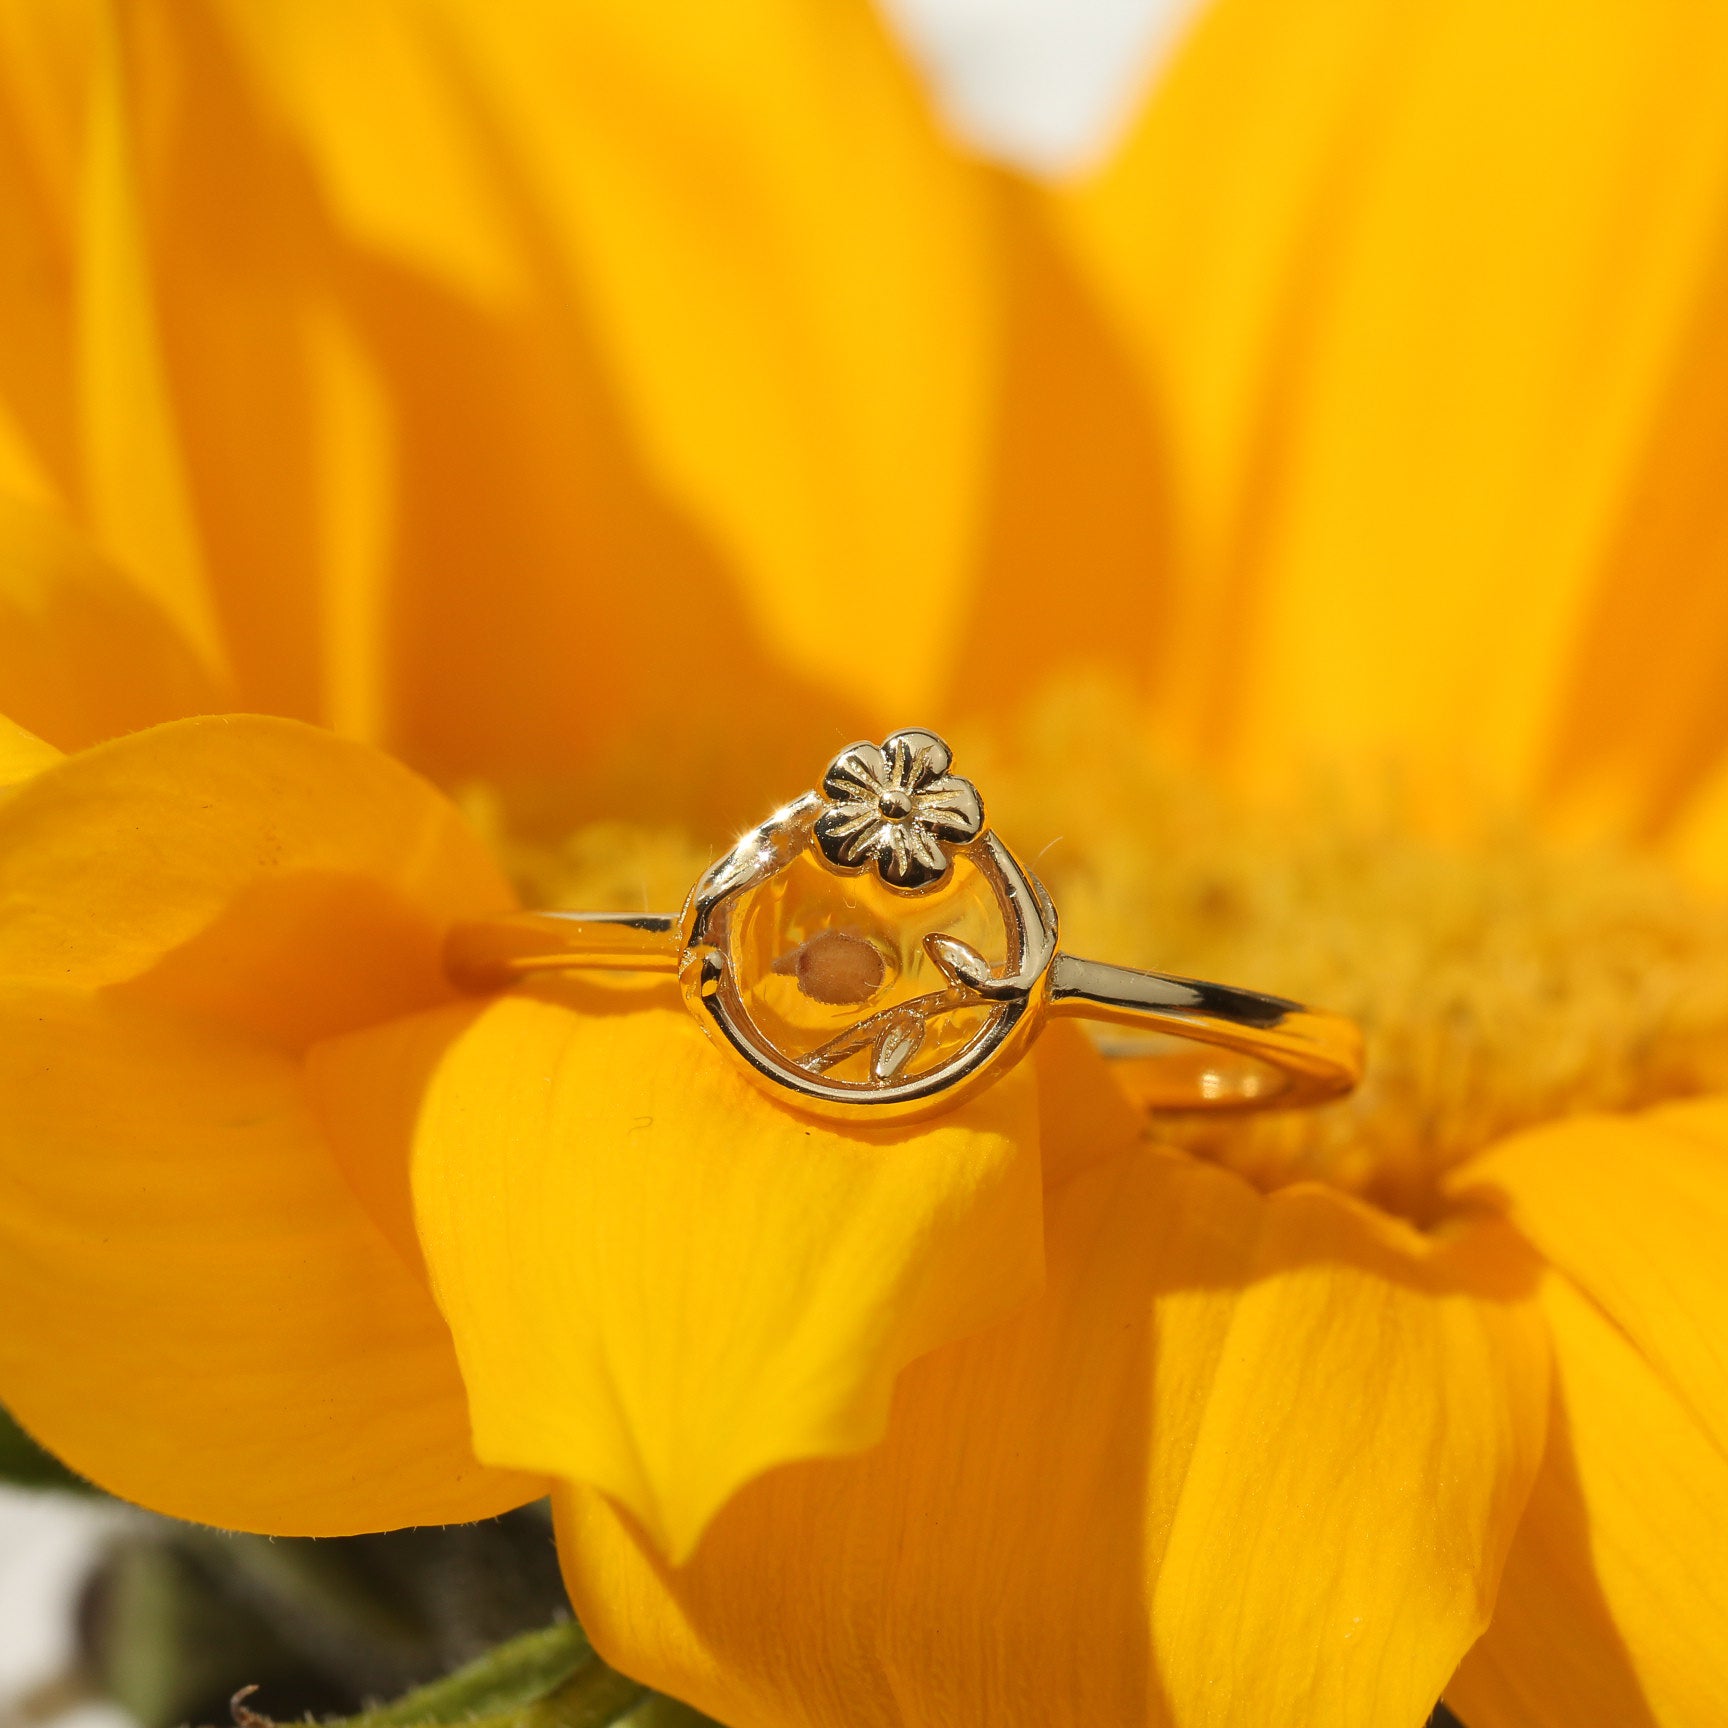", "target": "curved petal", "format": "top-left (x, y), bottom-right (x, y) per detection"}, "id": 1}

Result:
top-left (878, 823), bottom-right (946, 890)
top-left (0, 713), bottom-right (511, 1042)
top-left (823, 744), bottom-right (890, 804)
top-left (902, 820), bottom-right (949, 880)
top-left (0, 4), bottom-right (78, 509)
top-left (885, 730), bottom-right (952, 788)
top-left (70, 4), bottom-right (227, 678)
top-left (815, 804), bottom-right (883, 871)
top-left (555, 1127), bottom-right (1548, 1727)
top-left (407, 5), bottom-right (996, 727)
top-left (86, 1), bottom-right (995, 820)
top-left (915, 773), bottom-right (983, 842)
top-left (409, 991), bottom-right (1044, 1562)
top-left (0, 0), bottom-right (389, 732)
top-left (1043, 0), bottom-right (1728, 838)
top-left (0, 3), bottom-right (227, 674)
top-left (1446, 1101), bottom-right (1728, 1726)
top-left (2, 3), bottom-right (992, 814)
top-left (305, 1002), bottom-right (483, 1282)
top-left (0, 495), bottom-right (223, 751)
top-left (0, 985), bottom-right (540, 1533)
top-left (936, 182), bottom-right (1173, 733)
top-left (0, 716), bottom-right (537, 1531)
